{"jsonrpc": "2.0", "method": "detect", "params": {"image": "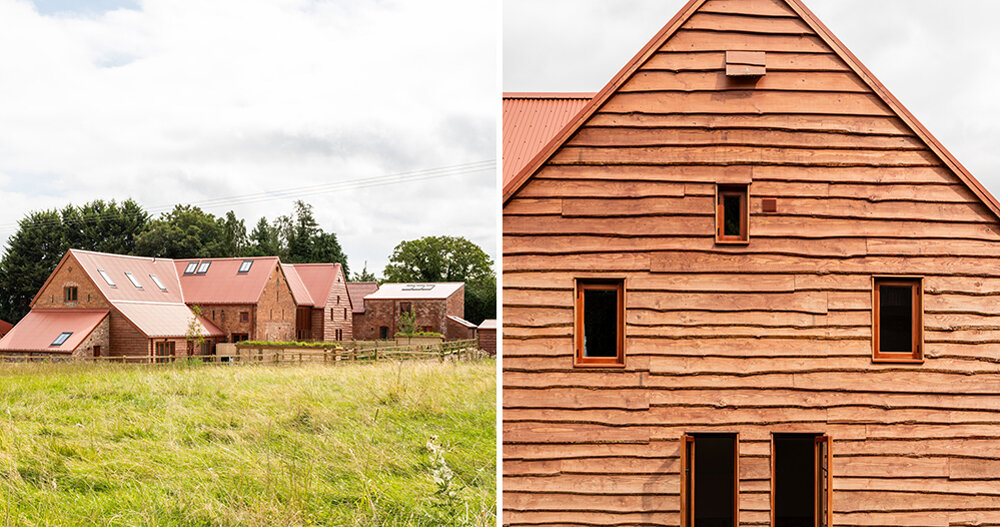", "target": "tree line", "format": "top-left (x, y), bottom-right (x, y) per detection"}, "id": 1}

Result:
top-left (0, 200), bottom-right (495, 325)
